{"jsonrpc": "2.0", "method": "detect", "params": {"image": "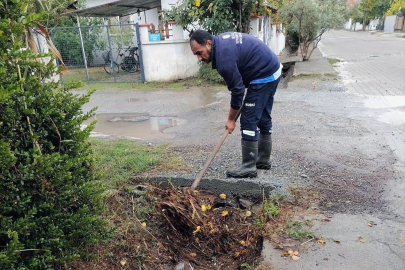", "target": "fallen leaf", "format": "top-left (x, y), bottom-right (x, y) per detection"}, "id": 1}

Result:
top-left (221, 210), bottom-right (228, 217)
top-left (333, 239), bottom-right (341, 244)
top-left (317, 239), bottom-right (326, 245)
top-left (206, 204), bottom-right (211, 210)
top-left (367, 223), bottom-right (373, 227)
top-left (201, 205), bottom-right (206, 212)
top-left (193, 226), bottom-right (201, 234)
top-left (195, 237), bottom-right (199, 243)
top-left (321, 218), bottom-right (331, 222)
top-left (213, 208), bottom-right (219, 211)
top-left (240, 240), bottom-right (245, 245)
top-left (281, 251), bottom-right (289, 256)
top-left (245, 210), bottom-right (252, 217)
top-left (292, 255), bottom-right (301, 261)
top-left (209, 228), bottom-right (219, 234)
top-left (288, 250), bottom-right (294, 256)
top-left (141, 222), bottom-right (146, 227)
top-left (293, 251), bottom-right (299, 256)
top-left (241, 250), bottom-right (247, 255)
top-left (235, 251), bottom-right (240, 257)
top-left (120, 258), bottom-right (127, 266)
top-left (358, 236), bottom-right (365, 243)
top-left (219, 193), bottom-right (227, 200)
top-left (190, 253), bottom-right (196, 257)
